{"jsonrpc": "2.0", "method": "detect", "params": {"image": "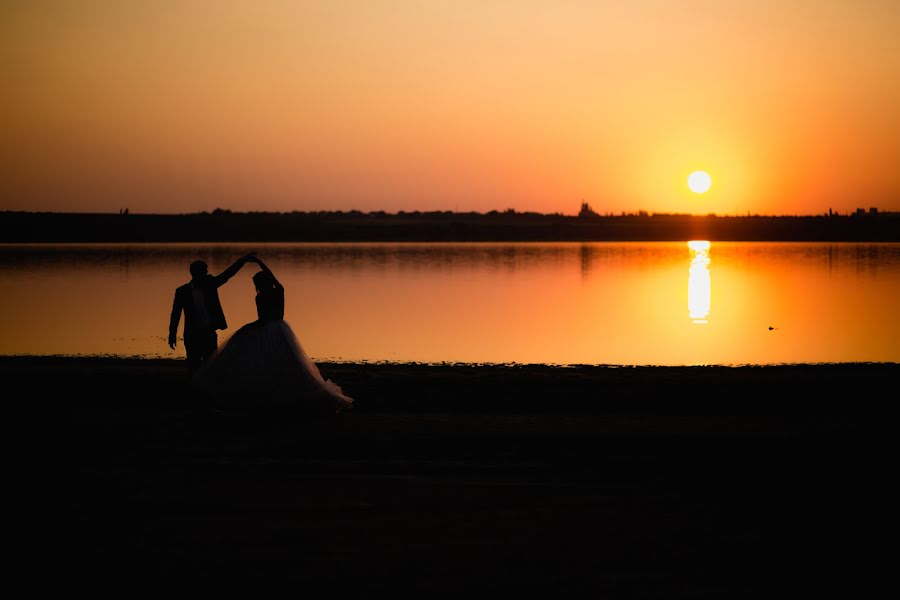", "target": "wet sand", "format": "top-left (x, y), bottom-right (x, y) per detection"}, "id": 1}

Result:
top-left (12, 357), bottom-right (894, 594)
